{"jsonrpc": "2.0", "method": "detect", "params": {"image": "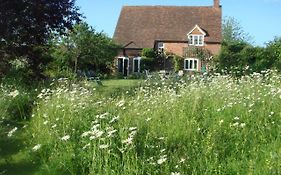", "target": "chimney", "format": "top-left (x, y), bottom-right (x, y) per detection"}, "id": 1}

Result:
top-left (214, 0), bottom-right (220, 8)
